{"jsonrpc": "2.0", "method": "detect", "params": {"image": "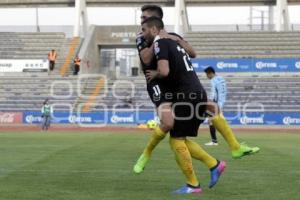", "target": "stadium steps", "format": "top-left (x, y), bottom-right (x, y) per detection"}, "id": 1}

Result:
top-left (184, 31), bottom-right (300, 58)
top-left (82, 74), bottom-right (300, 112)
top-left (0, 73), bottom-right (78, 111)
top-left (0, 32), bottom-right (81, 77)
